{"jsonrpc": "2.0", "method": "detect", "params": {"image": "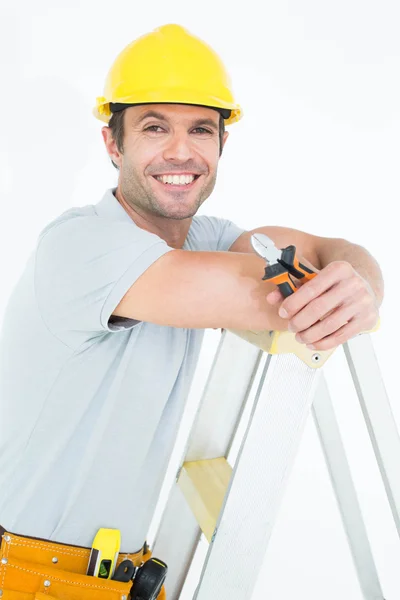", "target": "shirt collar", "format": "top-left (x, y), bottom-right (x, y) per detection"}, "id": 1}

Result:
top-left (95, 187), bottom-right (133, 224)
top-left (95, 187), bottom-right (193, 248)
